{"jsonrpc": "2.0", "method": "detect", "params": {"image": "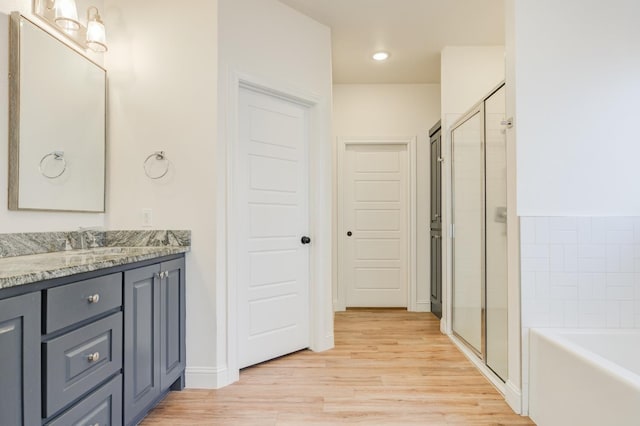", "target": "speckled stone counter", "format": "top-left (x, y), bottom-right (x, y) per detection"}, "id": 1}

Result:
top-left (0, 230), bottom-right (190, 290)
